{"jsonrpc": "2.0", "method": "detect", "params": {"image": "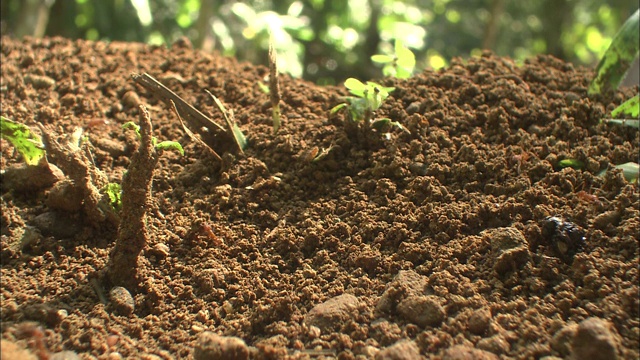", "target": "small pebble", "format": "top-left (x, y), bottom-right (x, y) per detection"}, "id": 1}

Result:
top-left (94, 138), bottom-right (126, 158)
top-left (442, 345), bottom-right (499, 360)
top-left (107, 352), bottom-right (123, 360)
top-left (409, 162), bottom-right (428, 176)
top-left (46, 180), bottom-right (84, 213)
top-left (477, 334), bottom-right (510, 355)
top-left (376, 270), bottom-right (429, 315)
top-left (107, 335), bottom-right (119, 347)
top-left (375, 340), bottom-right (420, 360)
top-left (468, 308), bottom-right (492, 335)
top-left (150, 243), bottom-right (170, 259)
top-left (109, 286), bottom-right (135, 316)
top-left (193, 331), bottom-right (249, 360)
top-left (396, 295), bottom-right (445, 327)
top-left (32, 211), bottom-right (83, 239)
top-left (304, 294), bottom-right (360, 333)
top-left (484, 227), bottom-right (531, 275)
top-left (405, 101), bottom-right (421, 114)
top-left (24, 74), bottom-right (56, 89)
top-left (49, 351), bottom-right (81, 360)
top-left (2, 162), bottom-right (65, 192)
top-left (121, 91), bottom-right (141, 108)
